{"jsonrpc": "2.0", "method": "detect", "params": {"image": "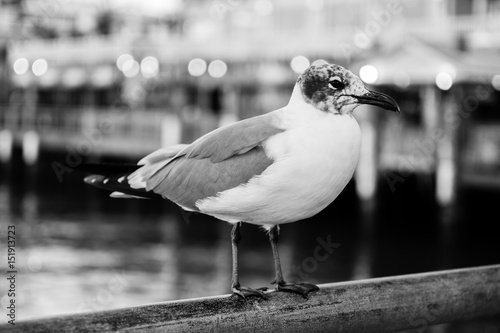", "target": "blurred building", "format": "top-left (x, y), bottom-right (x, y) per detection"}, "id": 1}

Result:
top-left (1, 0), bottom-right (500, 202)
